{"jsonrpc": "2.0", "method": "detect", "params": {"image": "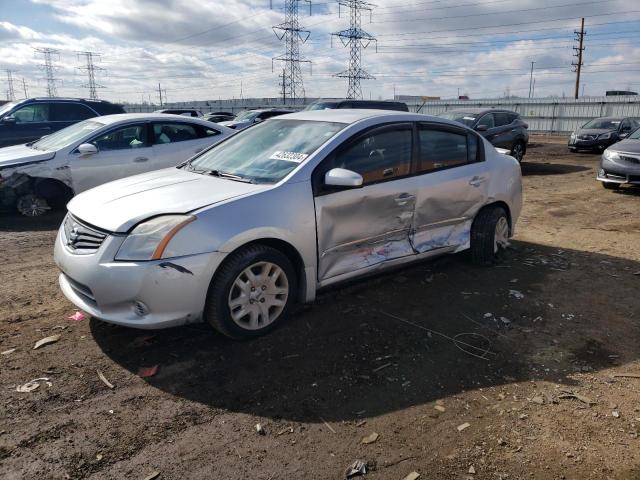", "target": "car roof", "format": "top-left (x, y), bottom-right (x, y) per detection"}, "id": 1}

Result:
top-left (446, 108), bottom-right (516, 115)
top-left (86, 113), bottom-right (230, 126)
top-left (277, 109), bottom-right (446, 125)
top-left (15, 97), bottom-right (117, 105)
